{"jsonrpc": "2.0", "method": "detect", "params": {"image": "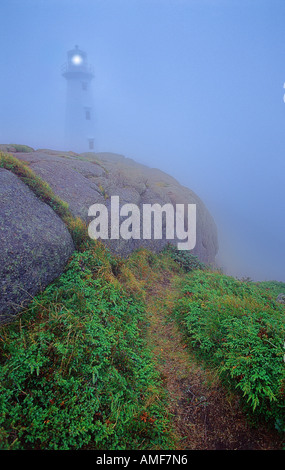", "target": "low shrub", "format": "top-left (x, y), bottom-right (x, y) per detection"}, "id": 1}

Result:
top-left (173, 270), bottom-right (285, 434)
top-left (0, 248), bottom-right (173, 450)
top-left (161, 243), bottom-right (206, 272)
